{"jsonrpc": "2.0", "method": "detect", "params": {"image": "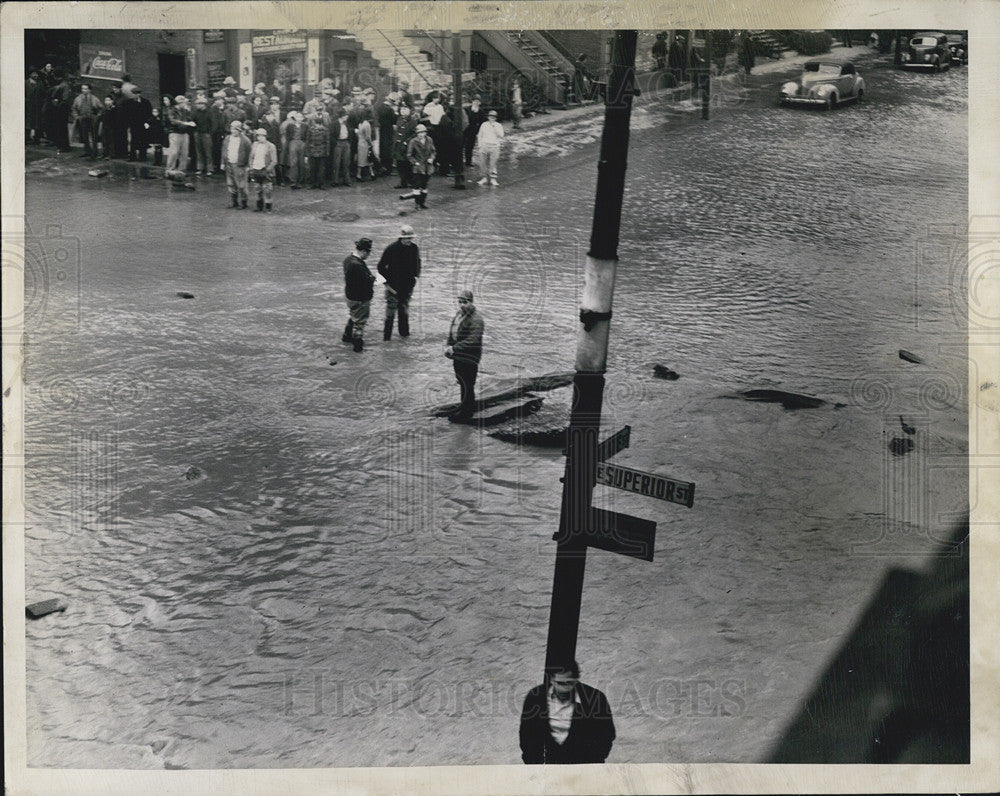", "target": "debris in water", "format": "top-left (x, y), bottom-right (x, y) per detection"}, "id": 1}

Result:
top-left (184, 466), bottom-right (203, 480)
top-left (899, 416), bottom-right (916, 436)
top-left (87, 169), bottom-right (108, 178)
top-left (652, 364), bottom-right (680, 380)
top-left (899, 349), bottom-right (923, 364)
top-left (733, 389), bottom-right (827, 410)
top-left (26, 598), bottom-right (67, 619)
top-left (889, 437), bottom-right (915, 456)
top-left (176, 292), bottom-right (195, 299)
